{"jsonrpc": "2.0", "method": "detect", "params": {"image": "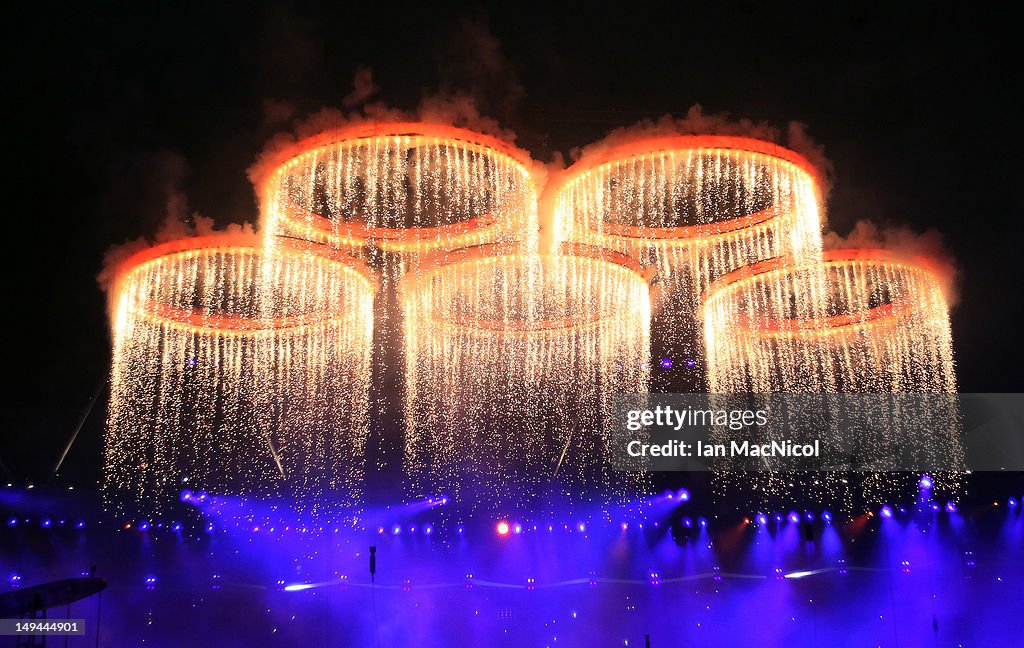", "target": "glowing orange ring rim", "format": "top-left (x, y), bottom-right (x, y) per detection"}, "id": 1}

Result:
top-left (281, 204), bottom-right (505, 243)
top-left (559, 135), bottom-right (821, 242)
top-left (403, 242), bottom-right (650, 334)
top-left (116, 235), bottom-right (378, 334)
top-left (559, 134), bottom-right (824, 191)
top-left (702, 248), bottom-right (943, 335)
top-left (261, 122), bottom-right (536, 246)
top-left (589, 206), bottom-right (779, 242)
